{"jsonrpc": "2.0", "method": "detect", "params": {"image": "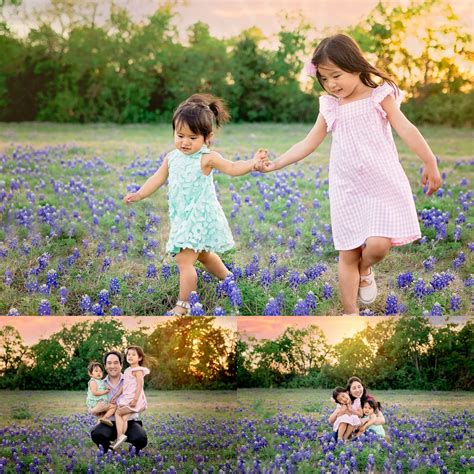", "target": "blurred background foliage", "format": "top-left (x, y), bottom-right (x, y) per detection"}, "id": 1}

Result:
top-left (238, 317), bottom-right (473, 391)
top-left (0, 0), bottom-right (472, 125)
top-left (0, 317), bottom-right (237, 390)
